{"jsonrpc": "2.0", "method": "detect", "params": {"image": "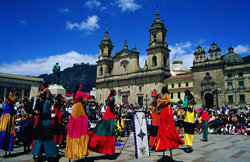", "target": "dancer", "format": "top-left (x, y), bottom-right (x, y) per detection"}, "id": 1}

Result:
top-left (0, 86), bottom-right (17, 157)
top-left (201, 107), bottom-right (209, 142)
top-left (177, 107), bottom-right (185, 138)
top-left (183, 90), bottom-right (196, 153)
top-left (115, 114), bottom-right (124, 142)
top-left (149, 93), bottom-right (161, 150)
top-left (52, 94), bottom-right (64, 147)
top-left (65, 84), bottom-right (92, 159)
top-left (88, 90), bottom-right (116, 156)
top-left (155, 87), bottom-right (184, 152)
top-left (32, 82), bottom-right (58, 159)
